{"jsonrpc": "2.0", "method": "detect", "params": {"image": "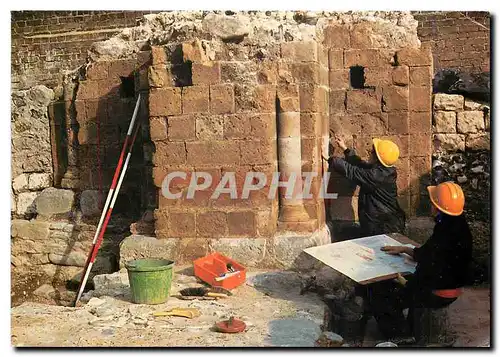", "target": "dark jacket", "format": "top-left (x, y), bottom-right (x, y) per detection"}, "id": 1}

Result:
top-left (406, 213), bottom-right (473, 292)
top-left (328, 149), bottom-right (406, 236)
